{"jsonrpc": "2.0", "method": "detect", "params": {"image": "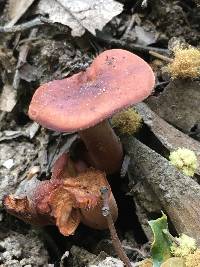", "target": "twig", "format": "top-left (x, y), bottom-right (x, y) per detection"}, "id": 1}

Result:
top-left (96, 36), bottom-right (169, 54)
top-left (100, 187), bottom-right (132, 267)
top-left (121, 245), bottom-right (146, 258)
top-left (149, 50), bottom-right (173, 62)
top-left (155, 81), bottom-right (169, 88)
top-left (120, 154), bottom-right (130, 178)
top-left (0, 17), bottom-right (45, 33)
top-left (19, 37), bottom-right (41, 45)
top-left (0, 16), bottom-right (69, 34)
top-left (122, 14), bottom-right (136, 39)
top-left (13, 28), bottom-right (38, 90)
top-left (105, 240), bottom-right (147, 258)
top-left (0, 111), bottom-right (6, 122)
